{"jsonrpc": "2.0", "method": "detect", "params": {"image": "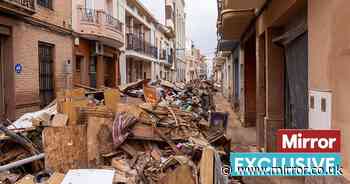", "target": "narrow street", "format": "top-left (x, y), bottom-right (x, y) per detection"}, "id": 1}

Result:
top-left (0, 0), bottom-right (350, 183)
top-left (214, 93), bottom-right (256, 152)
